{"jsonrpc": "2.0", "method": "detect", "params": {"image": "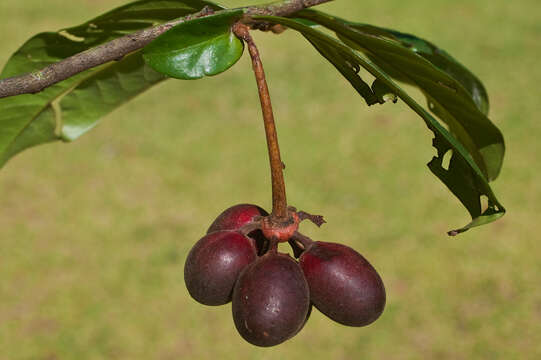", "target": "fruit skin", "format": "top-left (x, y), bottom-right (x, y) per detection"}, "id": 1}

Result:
top-left (184, 231), bottom-right (257, 306)
top-left (232, 251), bottom-right (310, 347)
top-left (207, 204), bottom-right (268, 254)
top-left (291, 303), bottom-right (312, 338)
top-left (207, 203), bottom-right (267, 233)
top-left (299, 241), bottom-right (386, 327)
